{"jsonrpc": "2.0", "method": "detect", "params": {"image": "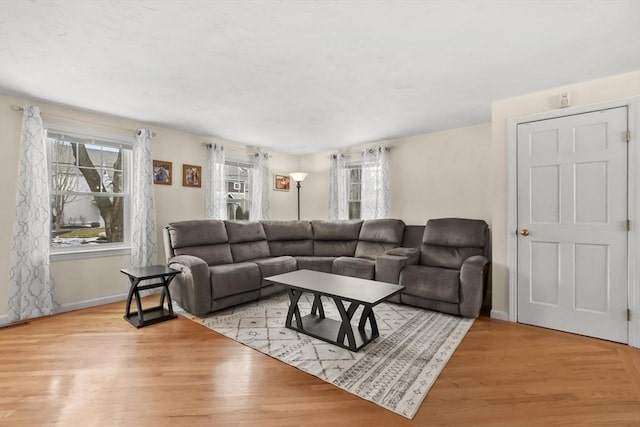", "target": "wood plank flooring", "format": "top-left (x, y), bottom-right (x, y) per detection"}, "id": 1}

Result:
top-left (1, 299), bottom-right (639, 426)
